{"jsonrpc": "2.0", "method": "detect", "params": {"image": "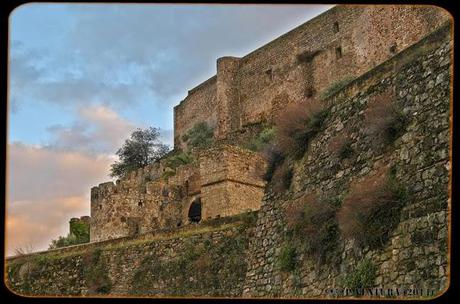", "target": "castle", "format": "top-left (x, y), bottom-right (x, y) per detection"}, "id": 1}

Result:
top-left (88, 5), bottom-right (449, 243)
top-left (7, 5), bottom-right (452, 298)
